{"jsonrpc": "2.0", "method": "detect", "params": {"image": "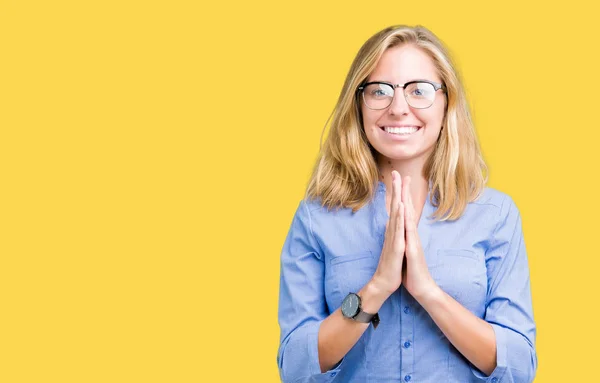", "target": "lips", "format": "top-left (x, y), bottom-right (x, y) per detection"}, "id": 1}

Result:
top-left (379, 125), bottom-right (422, 129)
top-left (378, 125), bottom-right (422, 141)
top-left (379, 126), bottom-right (422, 134)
